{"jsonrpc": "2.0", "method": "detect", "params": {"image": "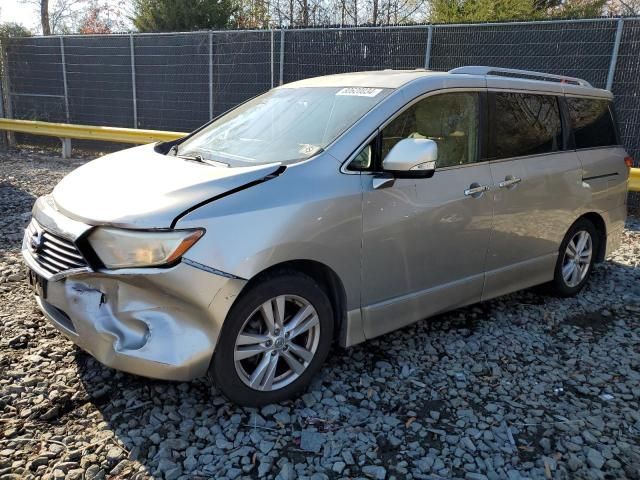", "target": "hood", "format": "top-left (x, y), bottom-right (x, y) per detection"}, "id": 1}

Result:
top-left (52, 144), bottom-right (282, 228)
